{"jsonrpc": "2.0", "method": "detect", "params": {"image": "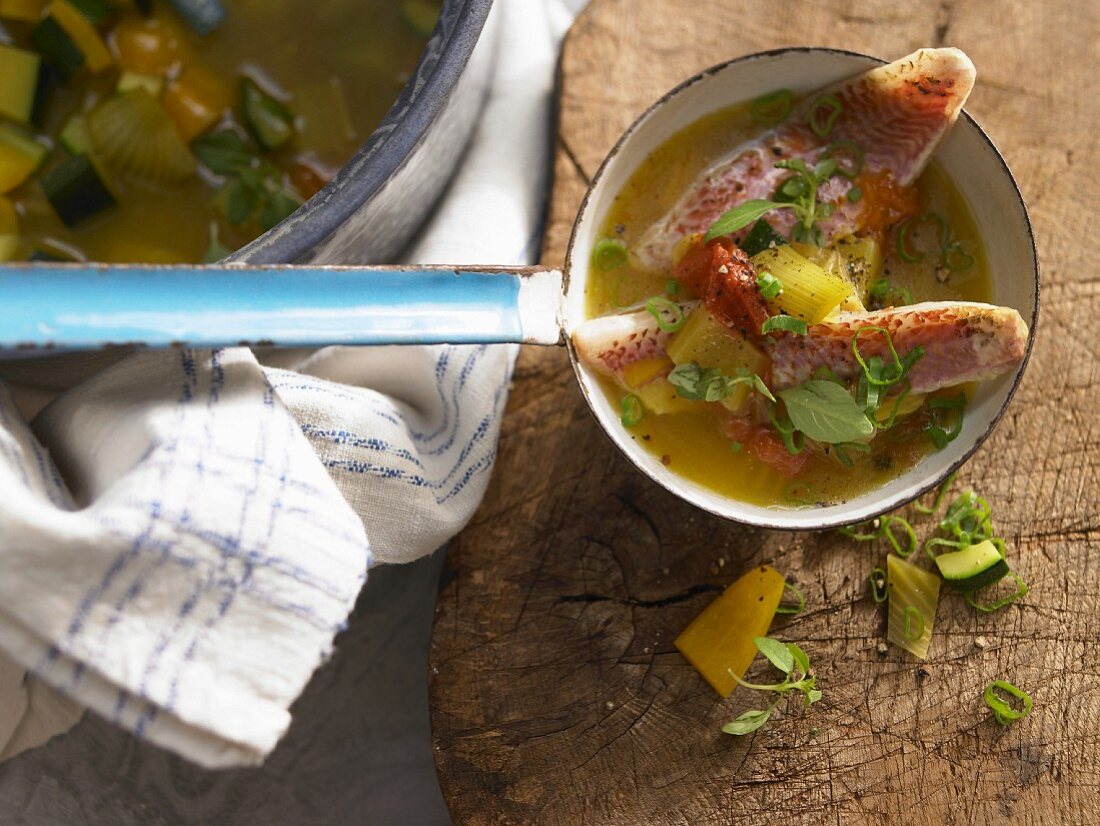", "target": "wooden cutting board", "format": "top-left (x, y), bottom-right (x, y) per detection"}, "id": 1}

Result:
top-left (429, 1), bottom-right (1100, 822)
